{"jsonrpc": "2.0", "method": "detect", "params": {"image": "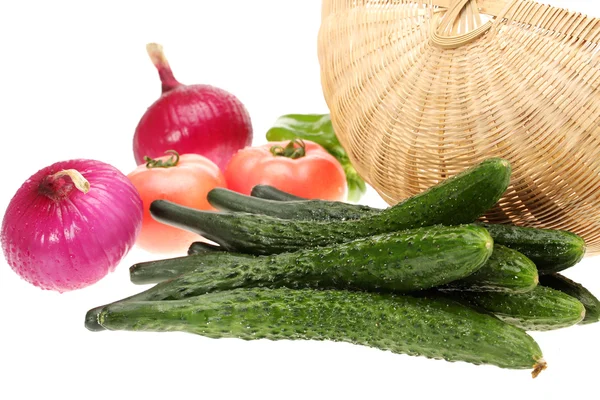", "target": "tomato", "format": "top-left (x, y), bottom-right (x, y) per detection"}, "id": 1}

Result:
top-left (224, 140), bottom-right (347, 200)
top-left (127, 151), bottom-right (226, 254)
